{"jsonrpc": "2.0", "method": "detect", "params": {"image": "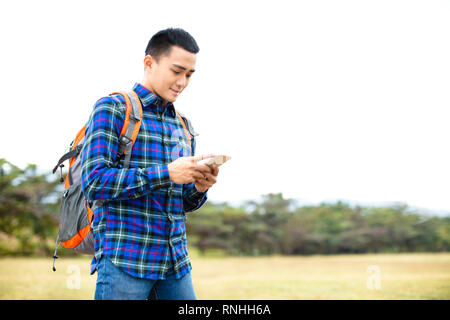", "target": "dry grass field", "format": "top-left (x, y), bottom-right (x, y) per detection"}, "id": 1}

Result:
top-left (1, 251), bottom-right (449, 300)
